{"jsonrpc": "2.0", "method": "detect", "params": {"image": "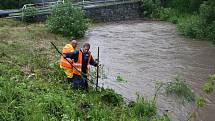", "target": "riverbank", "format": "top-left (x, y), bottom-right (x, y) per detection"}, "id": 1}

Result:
top-left (0, 19), bottom-right (170, 120)
top-left (140, 0), bottom-right (215, 43)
